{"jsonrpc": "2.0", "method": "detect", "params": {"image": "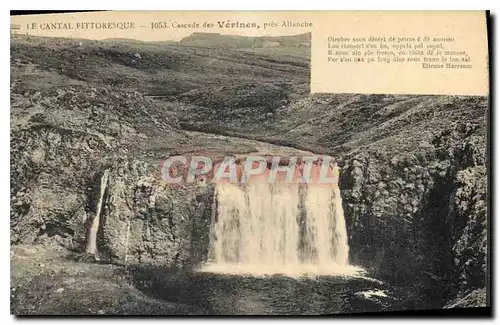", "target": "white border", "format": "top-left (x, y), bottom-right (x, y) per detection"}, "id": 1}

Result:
top-left (3, 0), bottom-right (499, 10)
top-left (3, 1), bottom-right (498, 324)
